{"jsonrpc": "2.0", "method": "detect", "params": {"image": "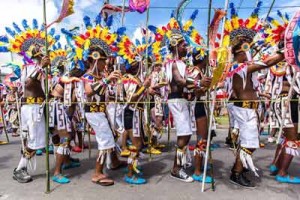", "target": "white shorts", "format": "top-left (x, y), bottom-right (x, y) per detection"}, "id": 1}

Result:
top-left (85, 112), bottom-right (115, 150)
top-left (168, 98), bottom-right (192, 136)
top-left (21, 104), bottom-right (46, 150)
top-left (232, 105), bottom-right (259, 148)
top-left (227, 103), bottom-right (239, 129)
